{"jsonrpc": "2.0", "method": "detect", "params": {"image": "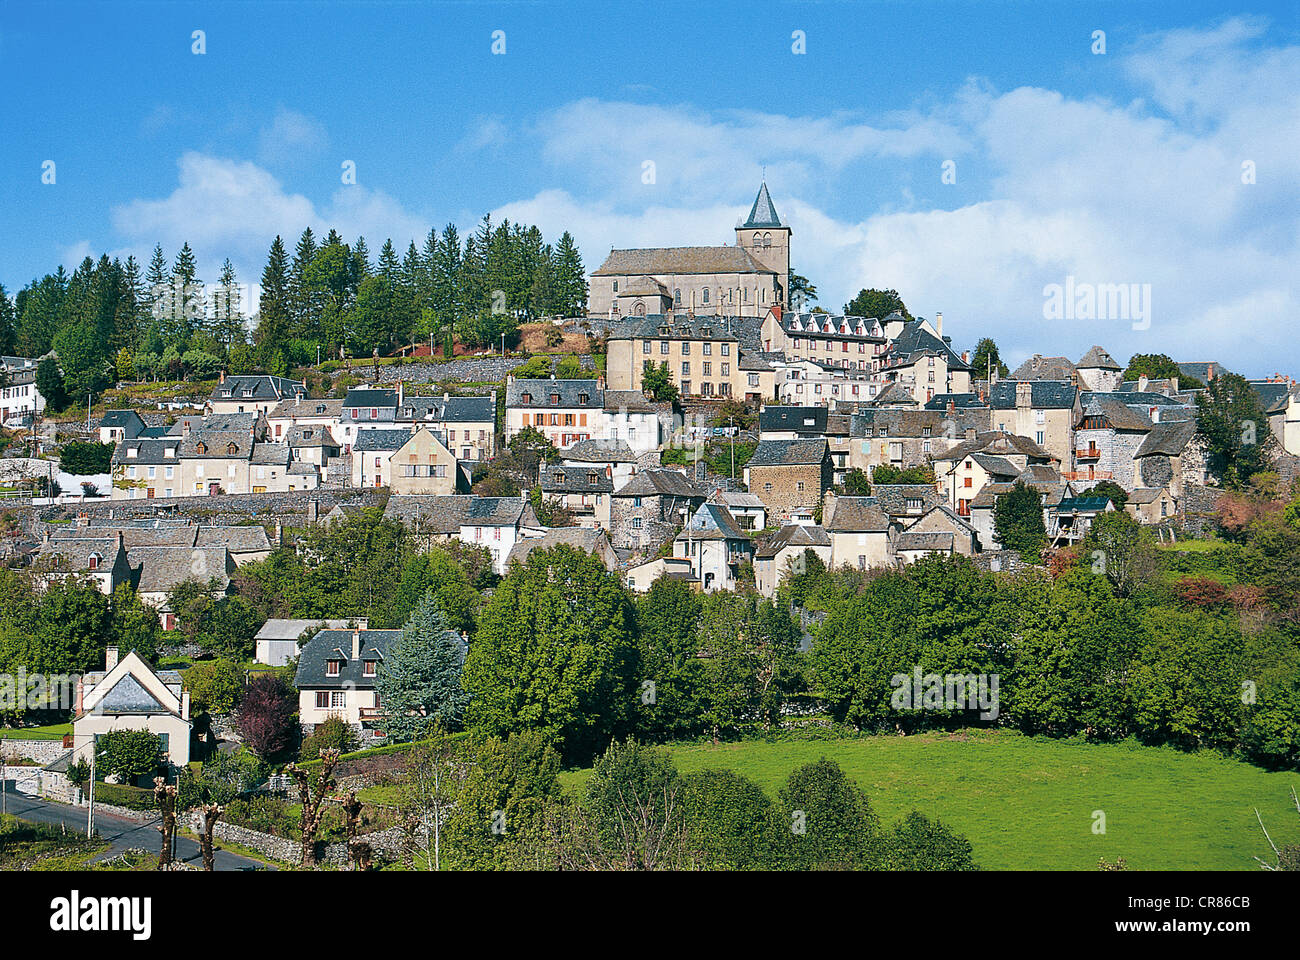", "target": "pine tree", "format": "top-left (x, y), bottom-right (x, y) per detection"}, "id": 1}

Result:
top-left (378, 239), bottom-right (400, 282)
top-left (119, 255), bottom-right (146, 351)
top-left (288, 227), bottom-right (318, 339)
top-left (213, 258), bottom-right (243, 351)
top-left (552, 232), bottom-right (587, 317)
top-left (145, 244), bottom-right (169, 325)
top-left (376, 590), bottom-right (471, 742)
top-left (0, 284), bottom-right (17, 356)
top-left (352, 236), bottom-right (373, 279)
top-left (171, 242), bottom-right (201, 344)
top-left (257, 236), bottom-right (292, 357)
